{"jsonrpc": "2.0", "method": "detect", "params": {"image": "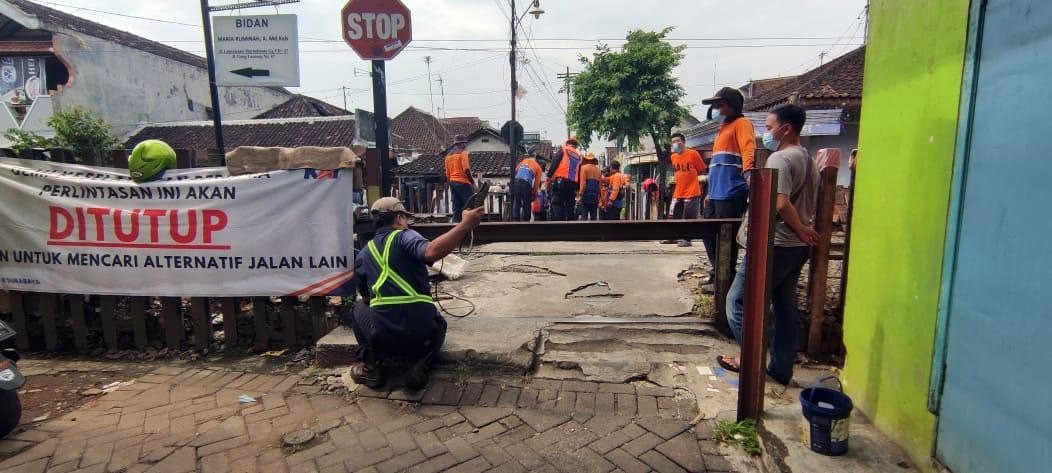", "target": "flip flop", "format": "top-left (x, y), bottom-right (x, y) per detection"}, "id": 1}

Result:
top-left (717, 355), bottom-right (740, 373)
